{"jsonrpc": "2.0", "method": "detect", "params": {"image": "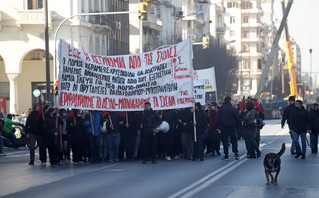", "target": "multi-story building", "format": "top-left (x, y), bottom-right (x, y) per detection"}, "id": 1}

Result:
top-left (291, 39), bottom-right (301, 82)
top-left (210, 0), bottom-right (226, 46)
top-left (224, 0), bottom-right (267, 98)
top-left (0, 0), bottom-right (128, 114)
top-left (129, 0), bottom-right (183, 54)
